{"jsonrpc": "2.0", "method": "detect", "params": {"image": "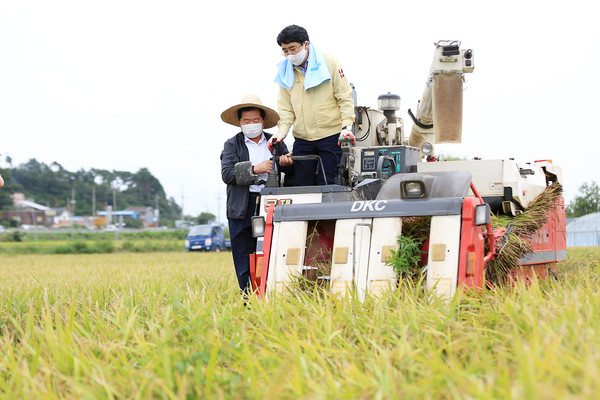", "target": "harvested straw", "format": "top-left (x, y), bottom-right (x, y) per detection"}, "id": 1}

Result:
top-left (401, 216), bottom-right (432, 244)
top-left (486, 182), bottom-right (563, 284)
